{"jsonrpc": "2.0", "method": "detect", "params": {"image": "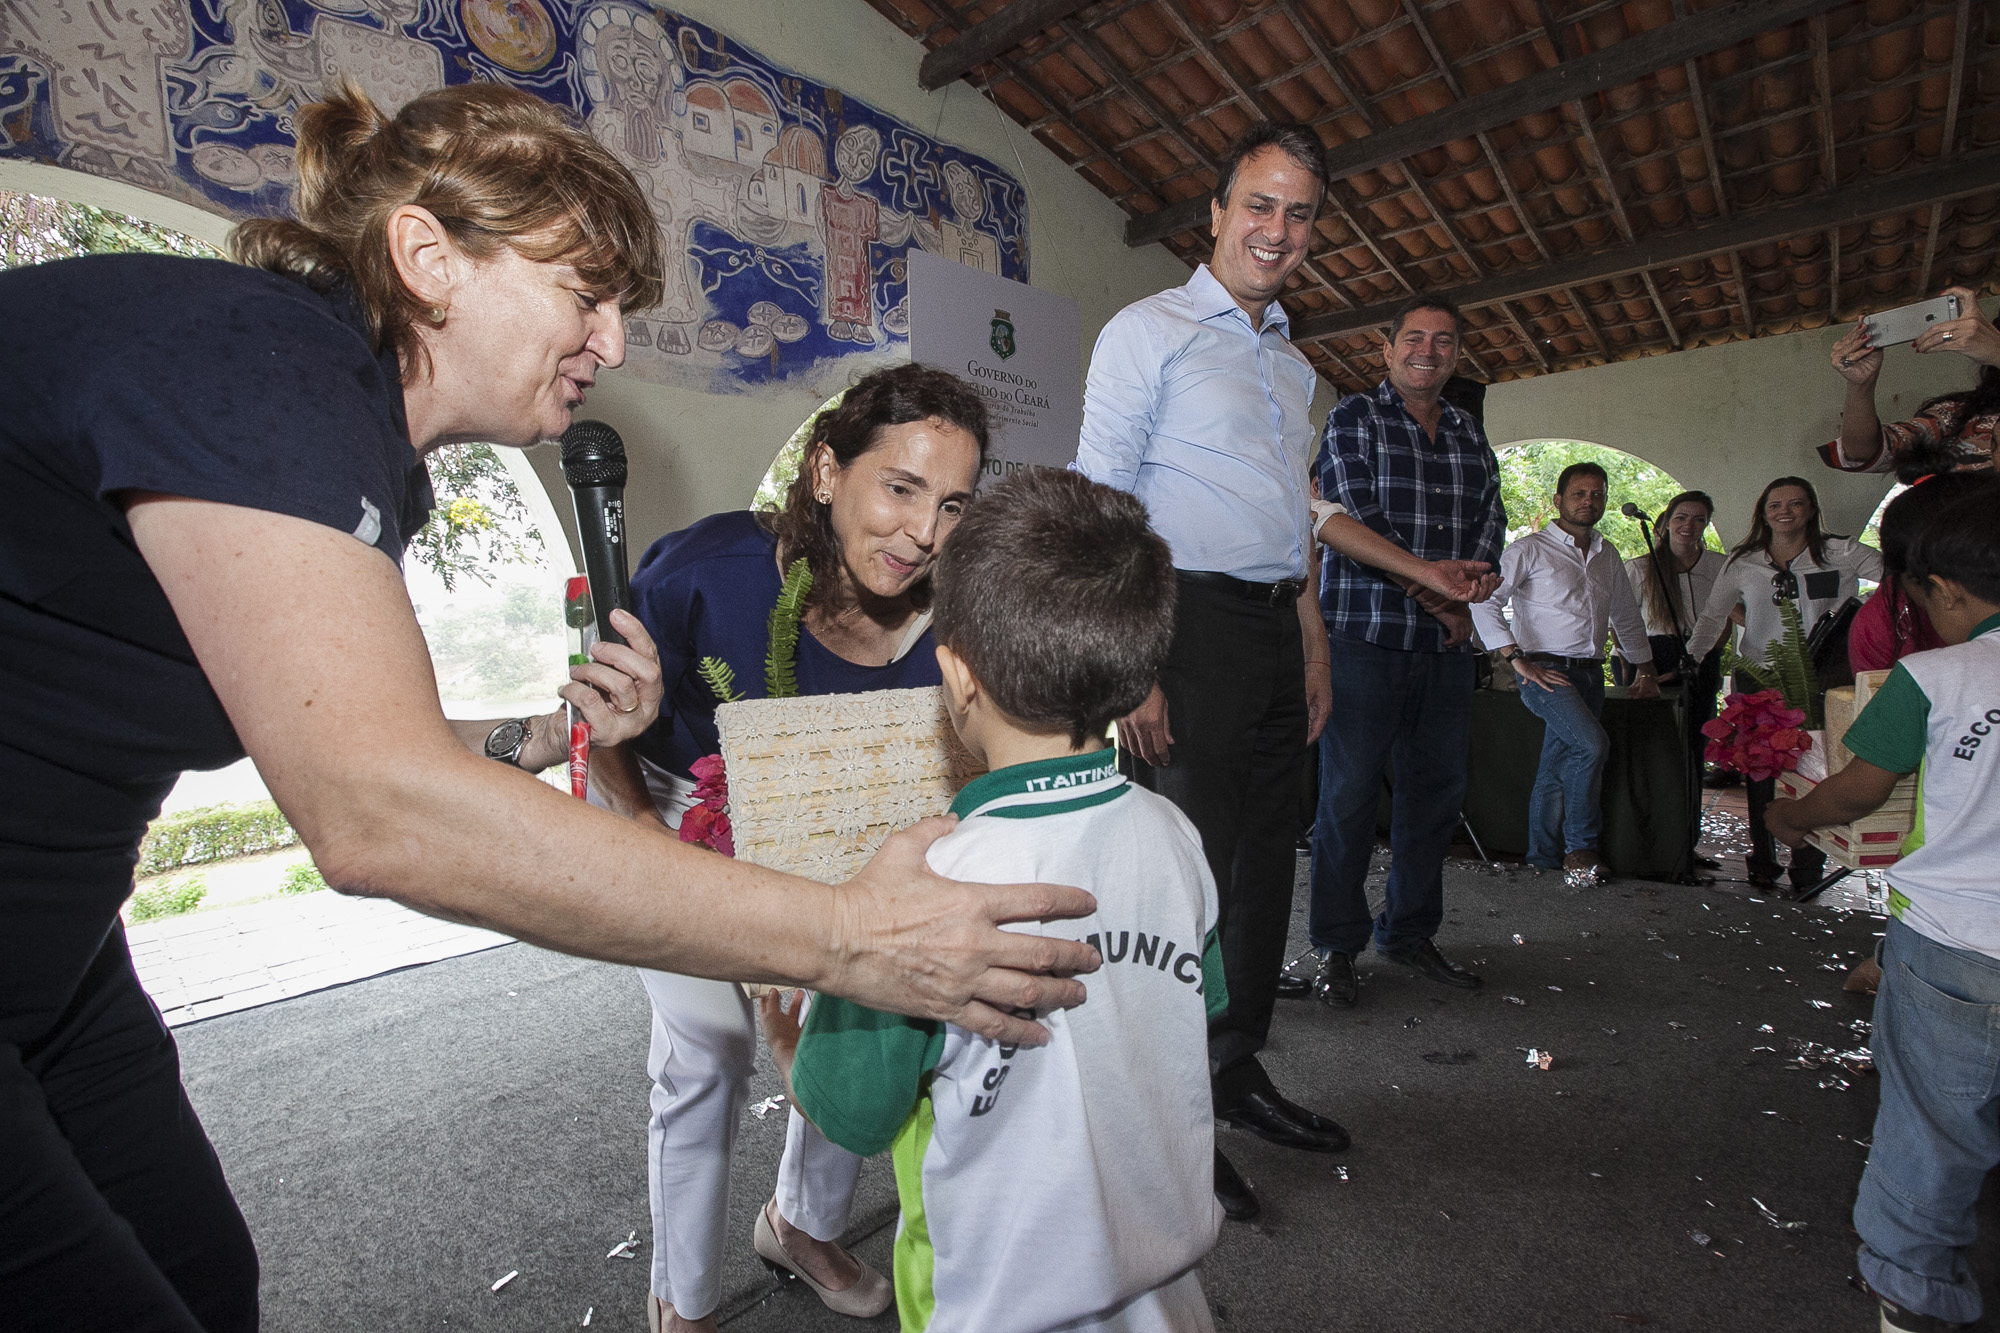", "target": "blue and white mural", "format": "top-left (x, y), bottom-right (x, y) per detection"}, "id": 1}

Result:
top-left (0, 1), bottom-right (1029, 393)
